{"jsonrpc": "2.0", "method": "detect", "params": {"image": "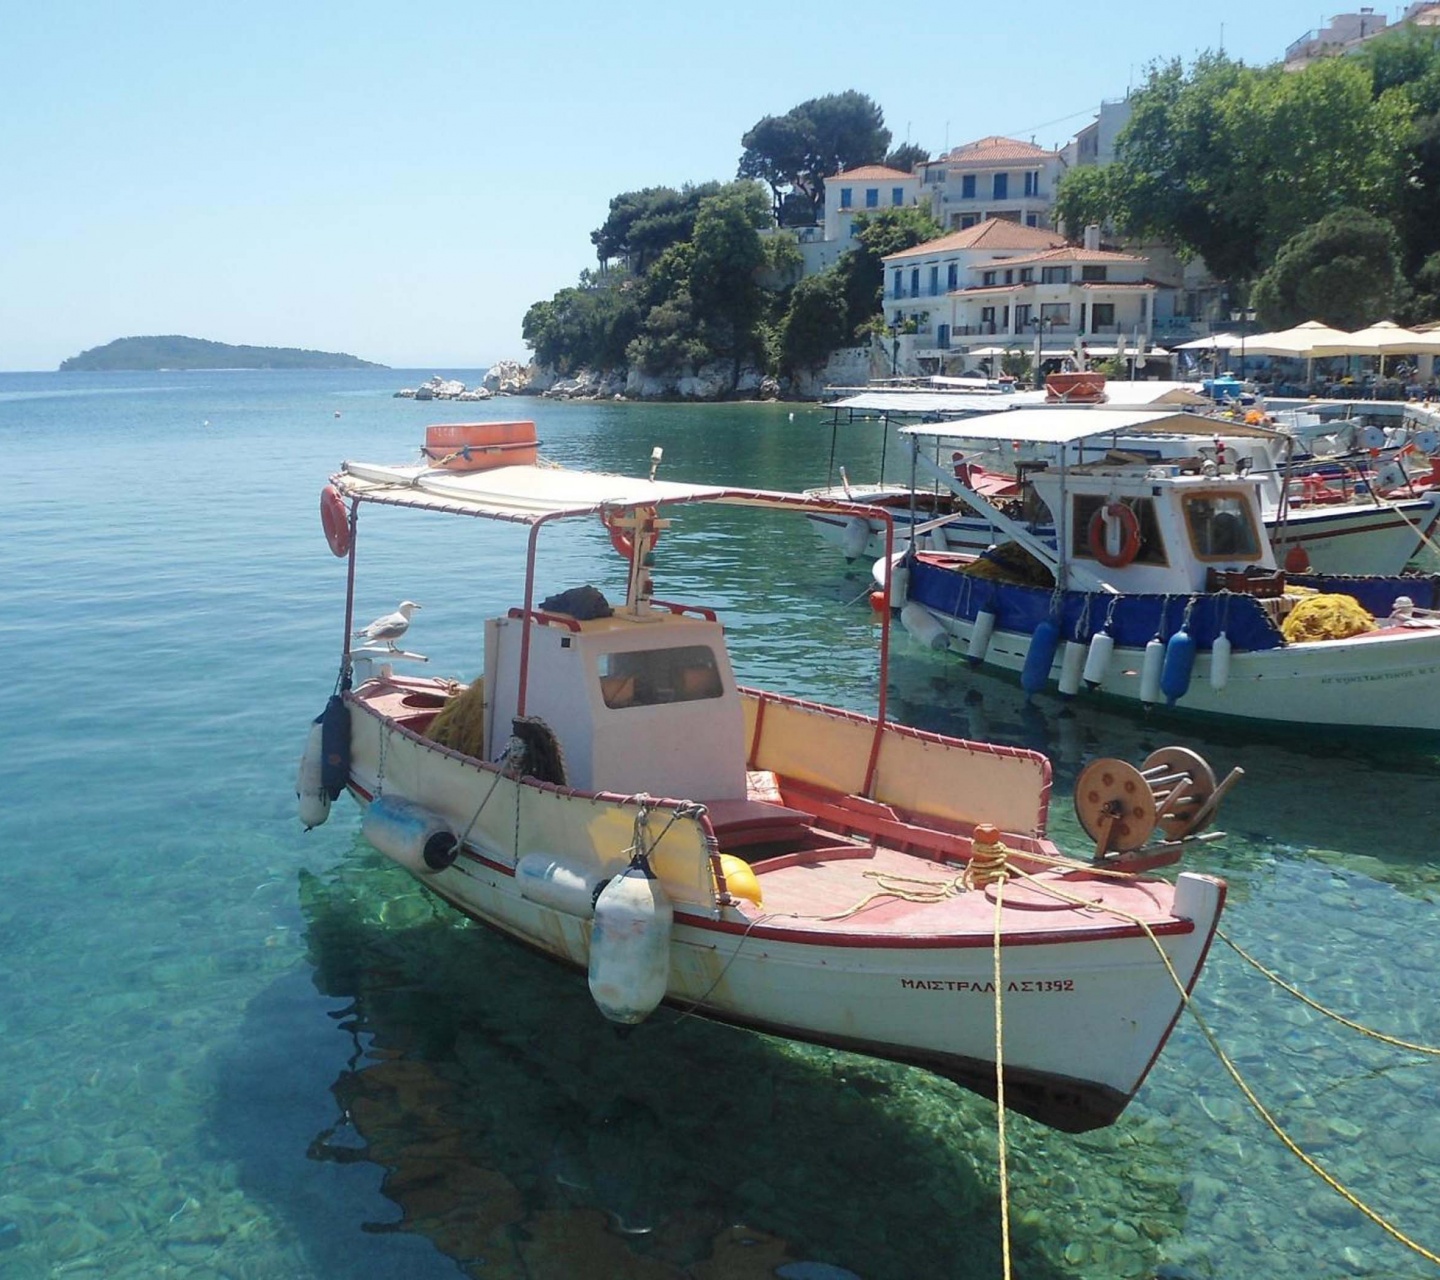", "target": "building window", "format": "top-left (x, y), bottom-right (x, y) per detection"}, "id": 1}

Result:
top-left (891, 187), bottom-right (904, 206)
top-left (993, 173), bottom-right (1008, 199)
top-left (980, 306), bottom-right (996, 332)
top-left (1041, 266), bottom-right (1072, 284)
top-left (1015, 304), bottom-right (1032, 329)
top-left (938, 323), bottom-right (951, 349)
top-left (1081, 265), bottom-right (1107, 282)
top-left (1140, 296), bottom-right (1149, 319)
top-left (928, 265), bottom-right (939, 295)
top-left (1004, 269), bottom-right (1014, 284)
top-left (910, 268), bottom-right (920, 295)
top-left (961, 174), bottom-right (976, 198)
top-left (982, 270), bottom-right (997, 286)
top-left (1026, 214), bottom-right (1038, 227)
top-left (947, 263), bottom-right (958, 290)
top-left (1040, 302), bottom-right (1071, 326)
top-left (892, 269), bottom-right (902, 298)
top-left (960, 214), bottom-right (979, 229)
top-left (840, 188), bottom-right (853, 209)
top-left (1019, 268), bottom-right (1033, 283)
top-left (865, 188), bottom-right (879, 208)
top-left (1092, 303), bottom-right (1116, 329)
top-left (1023, 171), bottom-right (1037, 197)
